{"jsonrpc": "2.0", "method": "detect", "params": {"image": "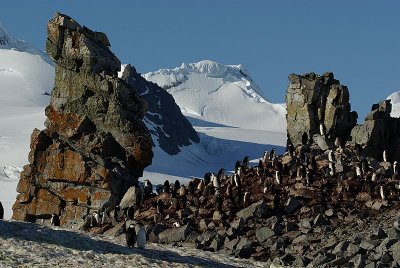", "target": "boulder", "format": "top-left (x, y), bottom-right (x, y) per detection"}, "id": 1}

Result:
top-left (209, 234), bottom-right (225, 251)
top-left (148, 224), bottom-right (168, 243)
top-left (255, 227), bottom-right (275, 243)
top-left (286, 72), bottom-right (357, 146)
top-left (236, 200), bottom-right (269, 221)
top-left (12, 13), bottom-right (153, 228)
top-left (159, 225), bottom-right (193, 244)
top-left (119, 186), bottom-right (138, 210)
top-left (285, 197), bottom-right (302, 214)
